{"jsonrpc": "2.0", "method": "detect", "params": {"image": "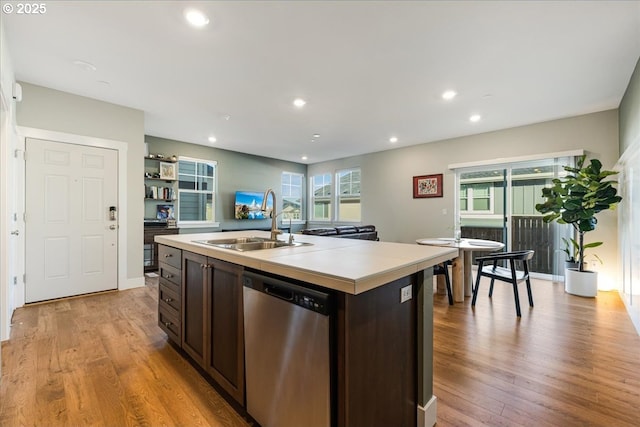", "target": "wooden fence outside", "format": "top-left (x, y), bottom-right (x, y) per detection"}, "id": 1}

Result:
top-left (461, 215), bottom-right (554, 274)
